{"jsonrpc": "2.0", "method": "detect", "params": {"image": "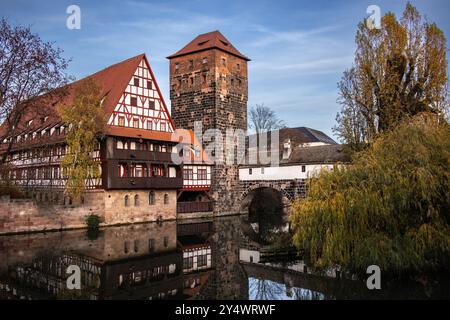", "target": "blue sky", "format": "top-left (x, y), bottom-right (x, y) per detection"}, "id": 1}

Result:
top-left (1, 0), bottom-right (449, 140)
